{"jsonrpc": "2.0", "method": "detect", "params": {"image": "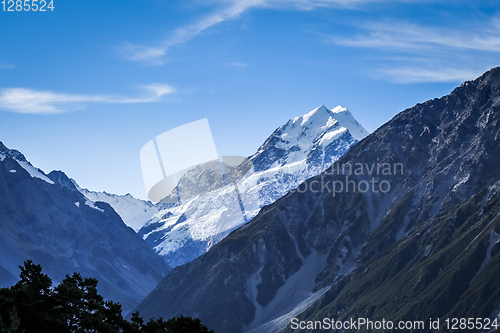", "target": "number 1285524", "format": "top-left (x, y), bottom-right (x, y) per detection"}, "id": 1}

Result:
top-left (2, 0), bottom-right (54, 11)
